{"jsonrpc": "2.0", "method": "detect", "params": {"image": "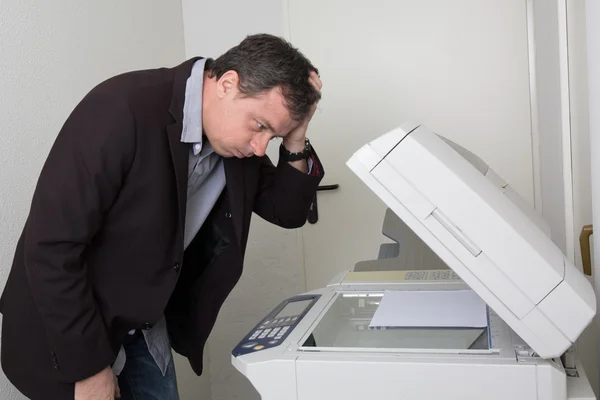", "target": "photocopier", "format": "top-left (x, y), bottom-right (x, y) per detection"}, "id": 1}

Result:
top-left (231, 122), bottom-right (598, 399)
